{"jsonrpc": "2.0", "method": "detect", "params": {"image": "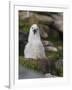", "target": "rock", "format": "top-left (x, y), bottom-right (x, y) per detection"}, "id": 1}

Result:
top-left (19, 31), bottom-right (28, 43)
top-left (39, 24), bottom-right (49, 39)
top-left (35, 13), bottom-right (54, 25)
top-left (54, 59), bottom-right (63, 76)
top-left (45, 46), bottom-right (58, 52)
top-left (45, 59), bottom-right (63, 76)
top-left (40, 28), bottom-right (48, 39)
top-left (42, 40), bottom-right (53, 46)
top-left (29, 14), bottom-right (39, 24)
top-left (45, 73), bottom-right (56, 77)
top-left (19, 31), bottom-right (29, 56)
top-left (52, 14), bottom-right (63, 32)
top-left (39, 24), bottom-right (49, 33)
top-left (19, 11), bottom-right (31, 20)
top-left (42, 40), bottom-right (49, 46)
top-left (19, 64), bottom-right (45, 79)
top-left (55, 59), bottom-right (63, 69)
top-left (58, 46), bottom-right (63, 50)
